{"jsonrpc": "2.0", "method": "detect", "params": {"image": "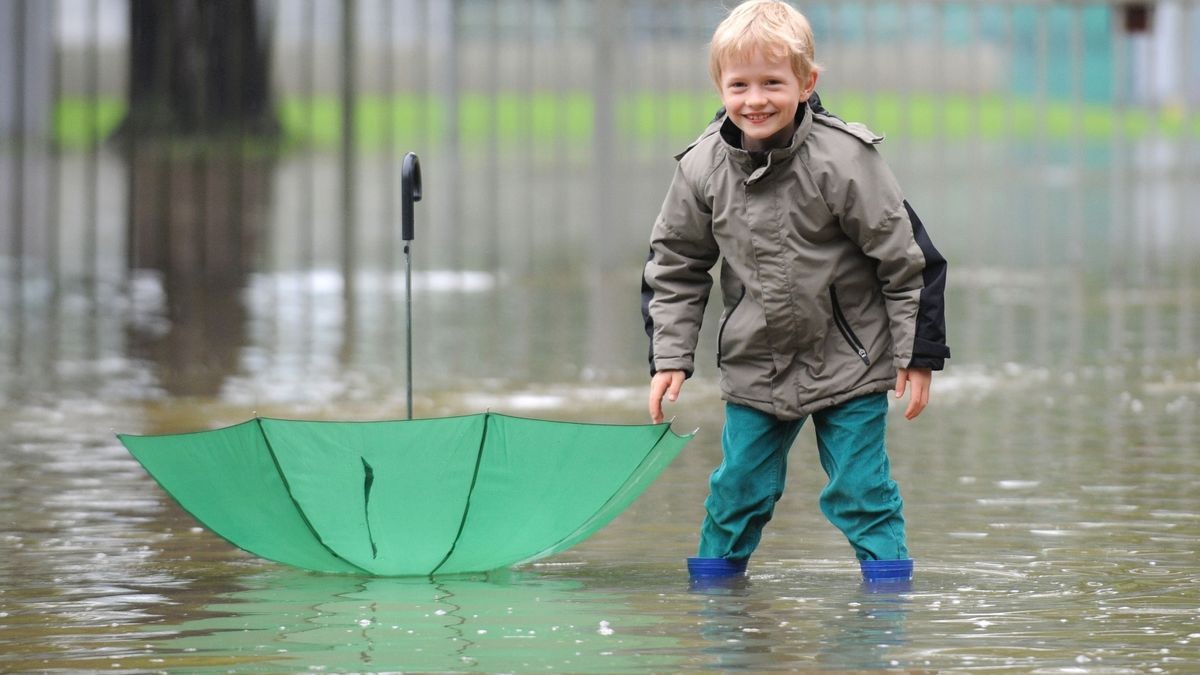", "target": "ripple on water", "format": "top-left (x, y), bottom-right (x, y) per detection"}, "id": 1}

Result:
top-left (996, 480), bottom-right (1042, 489)
top-left (1080, 485), bottom-right (1139, 494)
top-left (1150, 510), bottom-right (1200, 520)
top-left (976, 497), bottom-right (1079, 506)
